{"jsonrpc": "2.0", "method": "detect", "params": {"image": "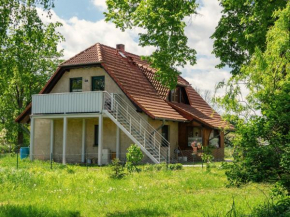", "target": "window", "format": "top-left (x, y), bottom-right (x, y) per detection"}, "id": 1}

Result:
top-left (94, 125), bottom-right (99, 146)
top-left (187, 126), bottom-right (202, 147)
top-left (70, 77), bottom-right (82, 92)
top-left (169, 86), bottom-right (189, 104)
top-left (161, 125), bottom-right (169, 147)
top-left (92, 76), bottom-right (105, 91)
